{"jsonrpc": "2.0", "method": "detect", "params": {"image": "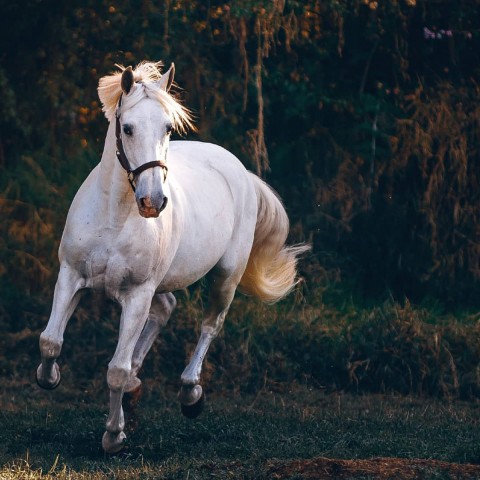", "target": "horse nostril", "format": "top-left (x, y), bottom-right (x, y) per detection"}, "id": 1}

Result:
top-left (159, 196), bottom-right (168, 213)
top-left (140, 197), bottom-right (152, 209)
